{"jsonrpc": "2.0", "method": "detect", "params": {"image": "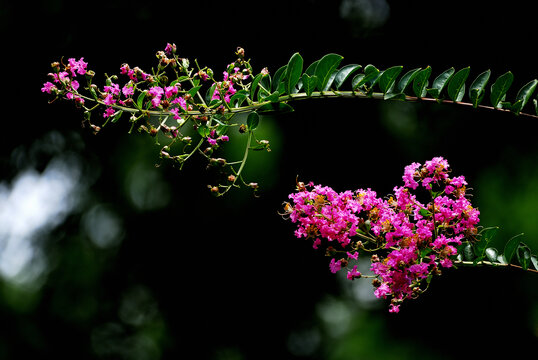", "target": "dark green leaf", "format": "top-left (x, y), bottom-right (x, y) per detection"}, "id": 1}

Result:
top-left (188, 85), bottom-right (203, 99)
top-left (137, 91), bottom-right (147, 109)
top-left (315, 54), bottom-right (344, 91)
top-left (301, 74), bottom-right (317, 97)
top-left (256, 102), bottom-right (294, 114)
top-left (261, 91), bottom-right (280, 103)
top-left (197, 124), bottom-right (210, 137)
top-left (485, 247), bottom-right (499, 262)
top-left (512, 79), bottom-right (538, 114)
top-left (469, 70), bottom-right (491, 107)
top-left (503, 233), bottom-right (524, 264)
top-left (284, 53), bottom-right (304, 95)
top-left (250, 73), bottom-right (263, 99)
top-left (304, 60), bottom-right (319, 76)
top-left (447, 67), bottom-right (470, 102)
top-left (351, 74), bottom-right (365, 90)
top-left (206, 84), bottom-right (217, 103)
top-left (395, 67), bottom-right (421, 94)
top-left (516, 242), bottom-right (531, 270)
top-left (111, 110), bottom-right (123, 123)
top-left (230, 90), bottom-right (249, 107)
top-left (378, 66), bottom-right (403, 93)
top-left (490, 71), bottom-right (514, 108)
top-left (334, 64), bottom-right (362, 90)
top-left (427, 68), bottom-right (455, 99)
top-left (247, 111), bottom-right (260, 131)
top-left (531, 255), bottom-right (538, 270)
top-left (463, 242), bottom-right (475, 261)
top-left (475, 226), bottom-right (498, 256)
top-left (353, 65), bottom-right (380, 91)
top-left (413, 67), bottom-right (432, 98)
top-left (272, 65), bottom-right (288, 92)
